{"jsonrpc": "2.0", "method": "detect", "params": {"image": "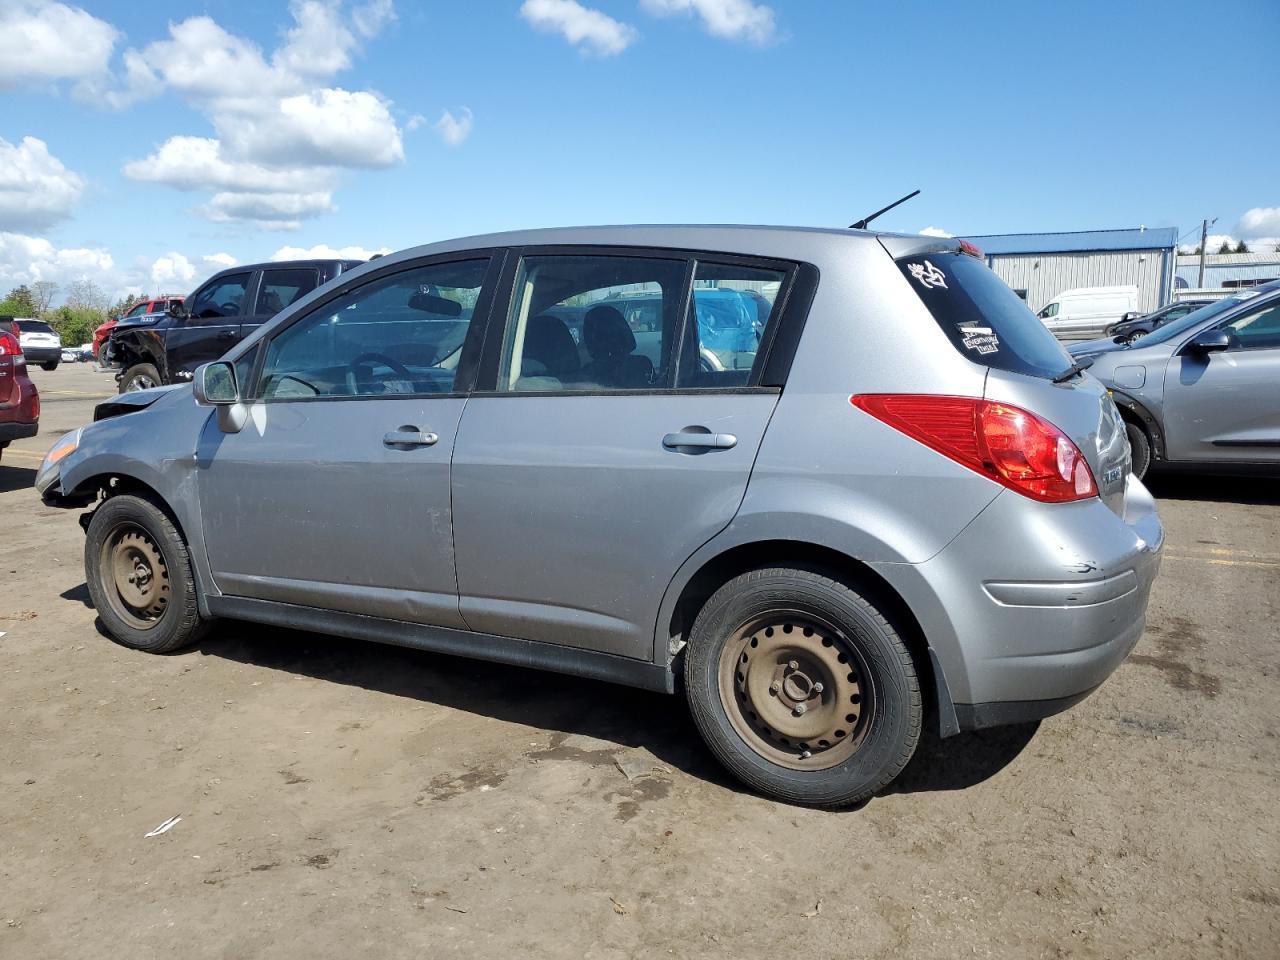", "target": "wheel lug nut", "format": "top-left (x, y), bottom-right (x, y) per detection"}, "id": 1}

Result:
top-left (812, 682), bottom-right (824, 694)
top-left (800, 750), bottom-right (812, 759)
top-left (793, 703), bottom-right (807, 716)
top-left (769, 680), bottom-right (781, 693)
top-left (788, 660), bottom-right (799, 671)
